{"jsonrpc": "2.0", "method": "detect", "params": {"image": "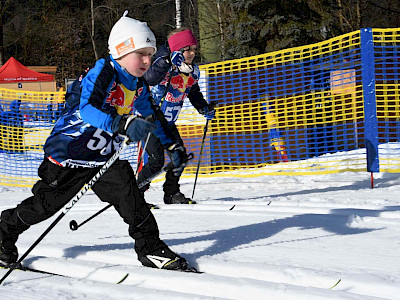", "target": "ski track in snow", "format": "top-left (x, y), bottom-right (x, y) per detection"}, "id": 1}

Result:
top-left (1, 172), bottom-right (400, 299)
top-left (3, 251), bottom-right (393, 300)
